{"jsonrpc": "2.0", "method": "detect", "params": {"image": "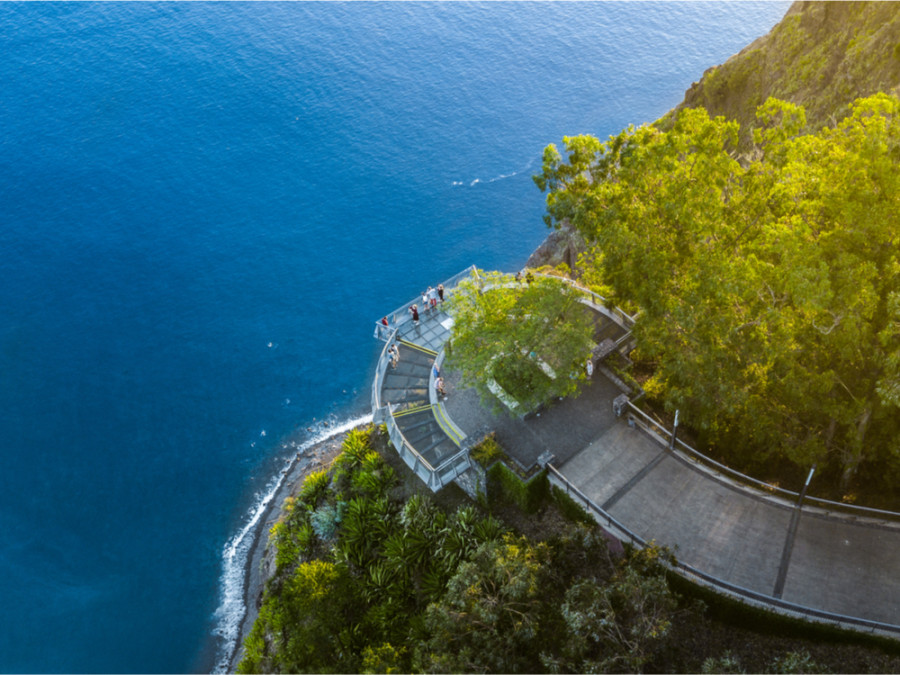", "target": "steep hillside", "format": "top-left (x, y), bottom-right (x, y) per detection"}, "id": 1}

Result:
top-left (675, 1), bottom-right (900, 148)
